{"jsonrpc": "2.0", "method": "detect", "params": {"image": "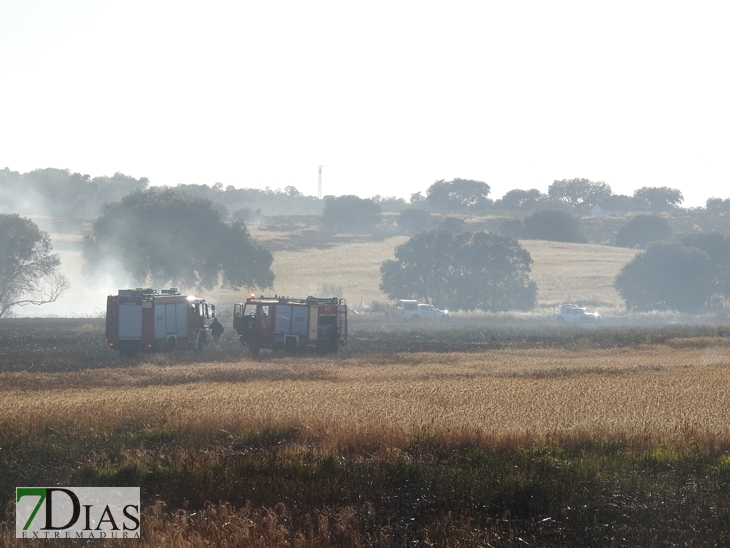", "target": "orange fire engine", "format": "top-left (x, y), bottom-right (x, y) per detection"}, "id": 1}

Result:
top-left (106, 288), bottom-right (215, 355)
top-left (233, 295), bottom-right (347, 356)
